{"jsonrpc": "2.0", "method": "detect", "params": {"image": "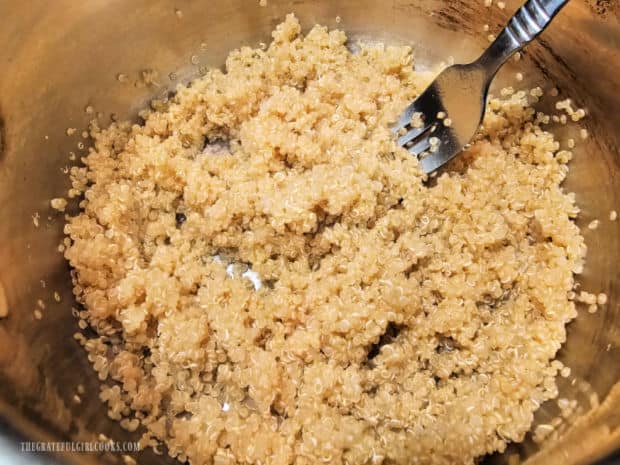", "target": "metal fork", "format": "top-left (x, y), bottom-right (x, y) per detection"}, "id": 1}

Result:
top-left (394, 0), bottom-right (569, 174)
